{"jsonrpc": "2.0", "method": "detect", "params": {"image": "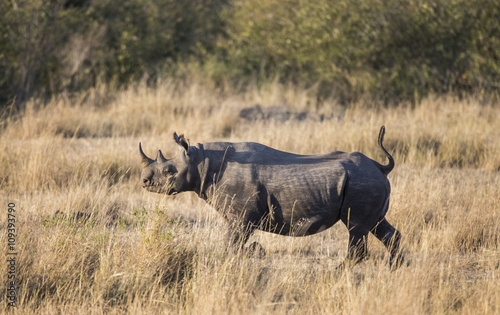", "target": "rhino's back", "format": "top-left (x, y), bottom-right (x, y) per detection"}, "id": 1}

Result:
top-left (203, 141), bottom-right (351, 165)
